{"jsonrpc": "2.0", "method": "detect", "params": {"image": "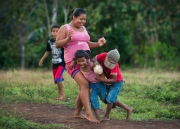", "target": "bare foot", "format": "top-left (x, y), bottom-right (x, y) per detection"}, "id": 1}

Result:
top-left (100, 116), bottom-right (110, 121)
top-left (55, 96), bottom-right (66, 101)
top-left (74, 113), bottom-right (85, 119)
top-left (126, 107), bottom-right (133, 120)
top-left (84, 115), bottom-right (100, 123)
